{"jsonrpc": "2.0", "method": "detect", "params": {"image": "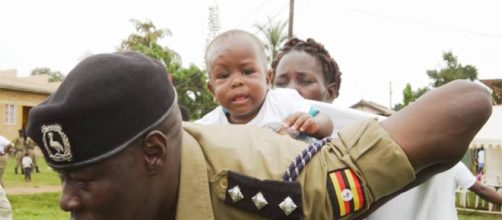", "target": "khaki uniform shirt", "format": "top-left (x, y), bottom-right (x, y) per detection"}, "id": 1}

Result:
top-left (175, 120), bottom-right (415, 220)
top-left (12, 138), bottom-right (36, 156)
